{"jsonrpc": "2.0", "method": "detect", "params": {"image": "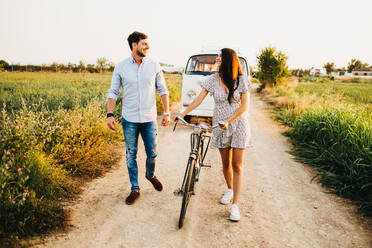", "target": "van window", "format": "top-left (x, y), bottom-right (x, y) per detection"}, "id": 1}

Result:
top-left (185, 55), bottom-right (248, 76)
